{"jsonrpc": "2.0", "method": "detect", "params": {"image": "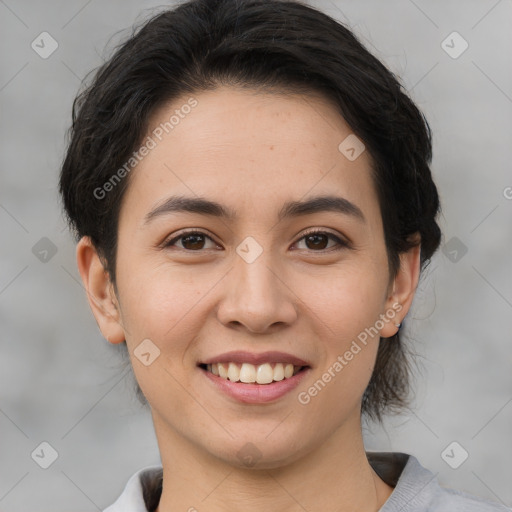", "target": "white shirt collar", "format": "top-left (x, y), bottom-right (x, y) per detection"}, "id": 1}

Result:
top-left (103, 465), bottom-right (162, 512)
